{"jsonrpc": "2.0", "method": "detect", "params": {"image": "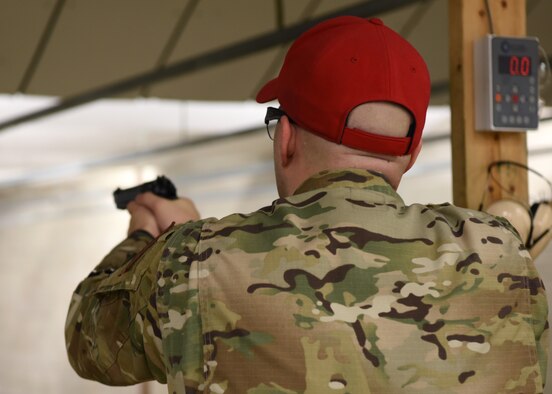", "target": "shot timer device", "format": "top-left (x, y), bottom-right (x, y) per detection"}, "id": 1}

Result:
top-left (474, 35), bottom-right (540, 131)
